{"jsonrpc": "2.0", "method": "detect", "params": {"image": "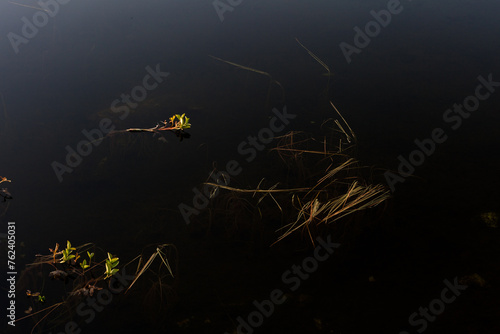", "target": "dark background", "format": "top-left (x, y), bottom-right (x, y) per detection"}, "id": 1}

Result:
top-left (1, 0), bottom-right (500, 333)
